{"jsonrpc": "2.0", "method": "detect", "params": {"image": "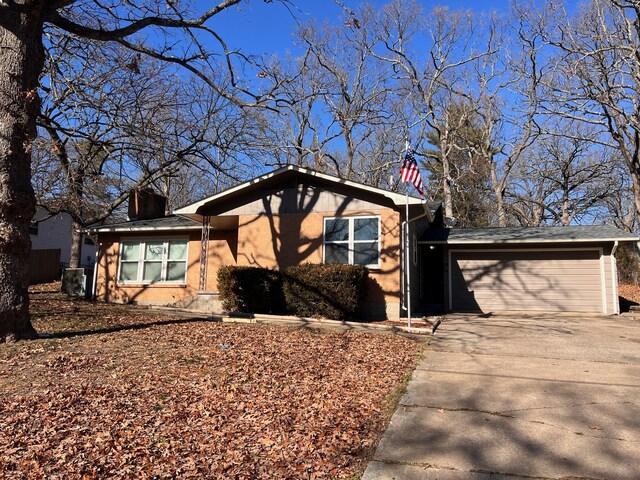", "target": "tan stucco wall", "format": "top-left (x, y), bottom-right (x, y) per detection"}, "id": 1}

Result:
top-left (204, 229), bottom-right (238, 292)
top-left (232, 210), bottom-right (402, 318)
top-left (95, 231), bottom-right (201, 305)
top-left (95, 209), bottom-right (403, 319)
